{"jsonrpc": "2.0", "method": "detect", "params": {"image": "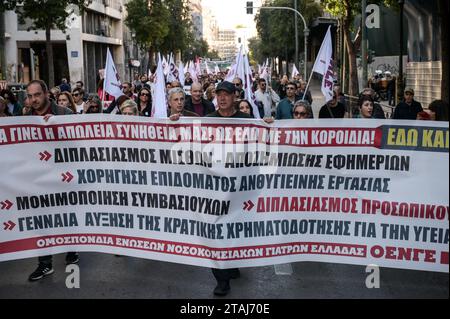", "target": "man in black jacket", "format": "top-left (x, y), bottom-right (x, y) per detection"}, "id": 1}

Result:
top-left (24, 80), bottom-right (79, 282)
top-left (184, 82), bottom-right (215, 116)
top-left (393, 87), bottom-right (423, 120)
